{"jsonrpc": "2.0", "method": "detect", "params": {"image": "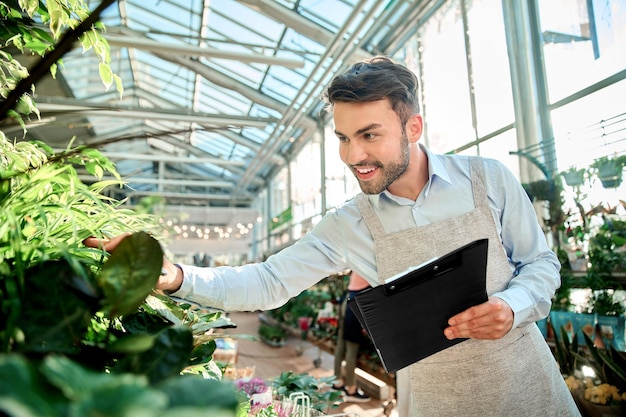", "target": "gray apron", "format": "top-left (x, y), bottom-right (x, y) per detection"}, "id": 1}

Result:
top-left (355, 157), bottom-right (580, 416)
